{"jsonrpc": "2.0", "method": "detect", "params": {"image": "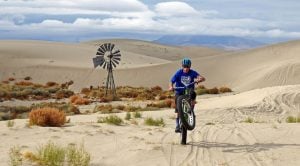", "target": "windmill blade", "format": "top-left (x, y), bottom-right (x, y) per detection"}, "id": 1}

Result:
top-left (112, 57), bottom-right (121, 61)
top-left (104, 43), bottom-right (109, 51)
top-left (93, 56), bottom-right (104, 68)
top-left (103, 62), bottom-right (107, 69)
top-left (113, 53), bottom-right (121, 58)
top-left (112, 59), bottom-right (119, 65)
top-left (109, 44), bottom-right (115, 51)
top-left (111, 61), bottom-right (117, 68)
top-left (100, 44), bottom-right (106, 53)
top-left (97, 47), bottom-right (105, 55)
top-left (99, 58), bottom-right (105, 67)
top-left (112, 50), bottom-right (120, 55)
